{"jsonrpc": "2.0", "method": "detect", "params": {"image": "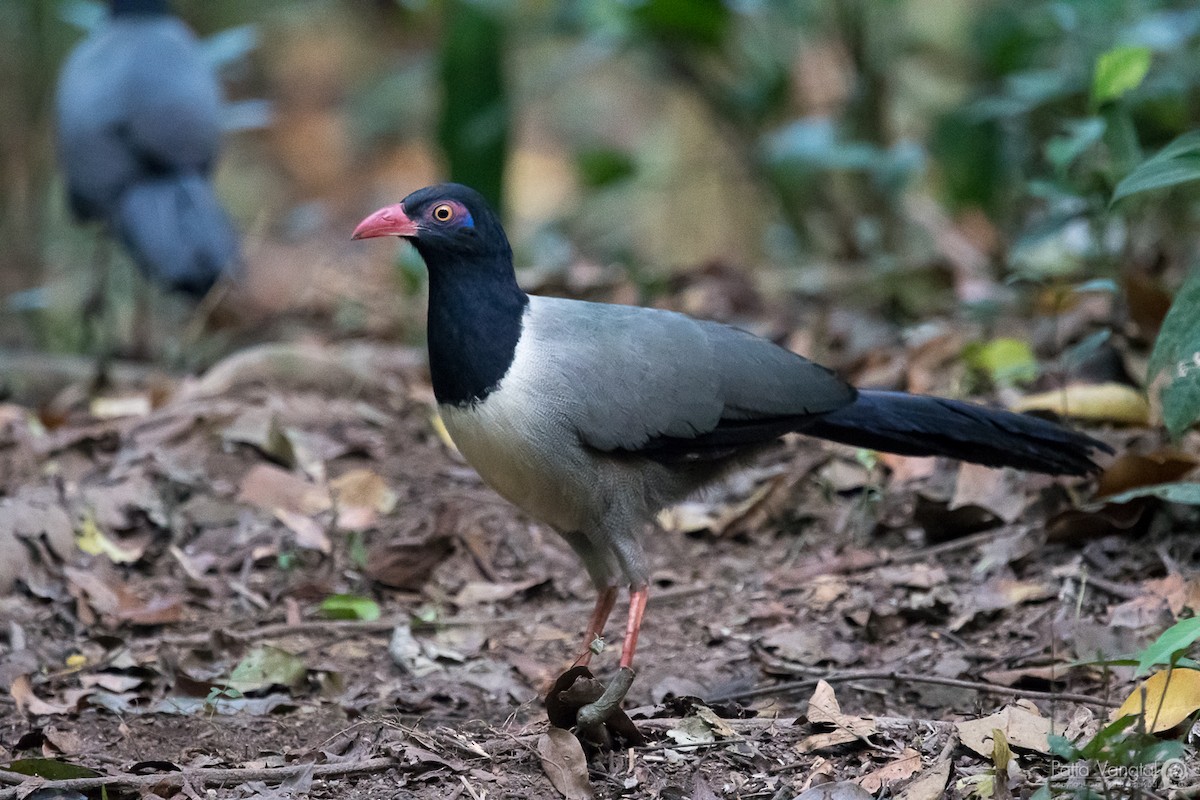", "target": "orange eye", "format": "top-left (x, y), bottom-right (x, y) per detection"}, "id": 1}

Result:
top-left (432, 203), bottom-right (454, 222)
